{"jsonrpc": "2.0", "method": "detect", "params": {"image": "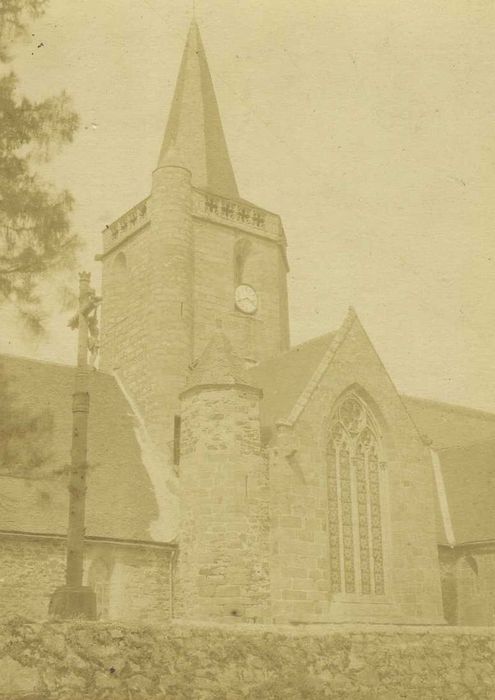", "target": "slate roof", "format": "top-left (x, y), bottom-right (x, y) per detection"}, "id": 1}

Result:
top-left (402, 396), bottom-right (495, 451)
top-left (0, 354), bottom-right (161, 542)
top-left (433, 438), bottom-right (495, 545)
top-left (403, 396), bottom-right (495, 545)
top-left (247, 332), bottom-right (336, 432)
